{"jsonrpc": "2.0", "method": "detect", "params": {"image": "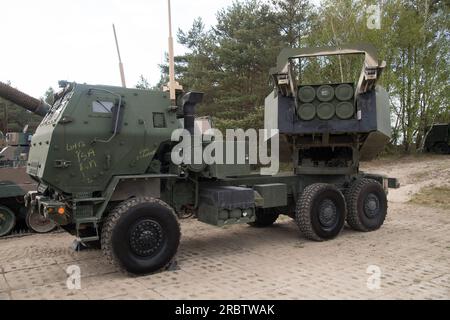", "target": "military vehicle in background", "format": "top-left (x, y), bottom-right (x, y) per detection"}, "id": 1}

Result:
top-left (424, 123), bottom-right (450, 154)
top-left (0, 43), bottom-right (399, 275)
top-left (0, 84), bottom-right (57, 237)
top-left (0, 129), bottom-right (32, 167)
